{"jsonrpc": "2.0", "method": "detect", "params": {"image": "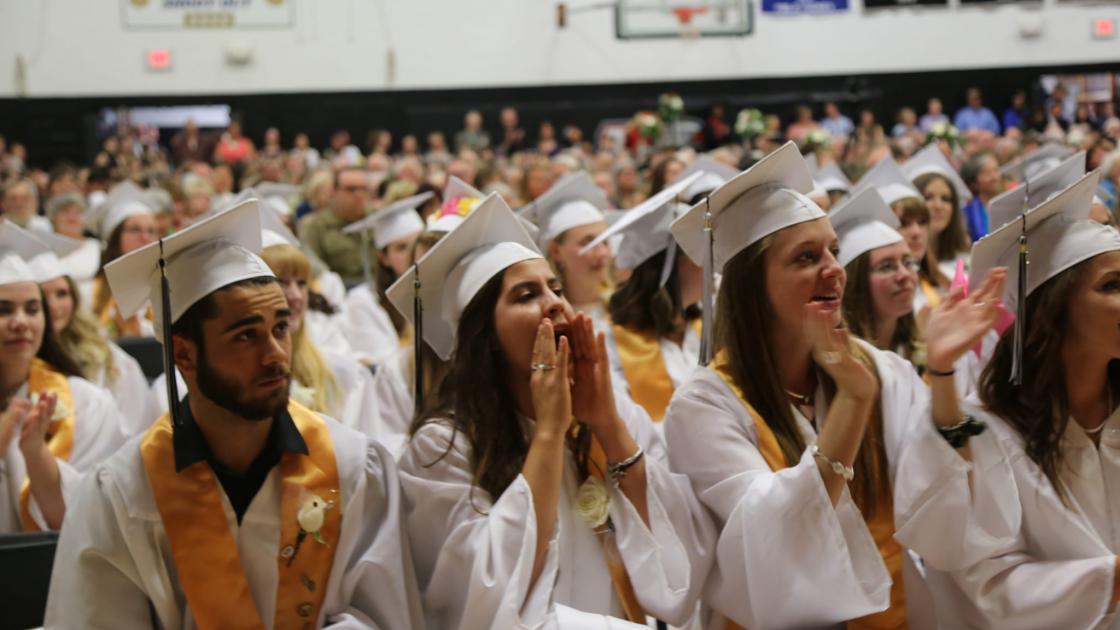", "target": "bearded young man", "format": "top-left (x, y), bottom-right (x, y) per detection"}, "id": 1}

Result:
top-left (45, 201), bottom-right (423, 629)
